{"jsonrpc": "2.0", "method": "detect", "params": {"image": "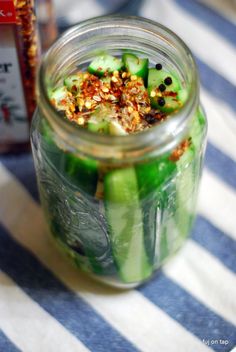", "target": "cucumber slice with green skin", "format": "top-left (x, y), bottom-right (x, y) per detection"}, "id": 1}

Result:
top-left (88, 119), bottom-right (127, 135)
top-left (87, 105), bottom-right (128, 135)
top-left (64, 74), bottom-right (83, 92)
top-left (148, 68), bottom-right (186, 113)
top-left (45, 186), bottom-right (113, 275)
top-left (160, 154), bottom-right (191, 261)
top-left (156, 89), bottom-right (187, 114)
top-left (192, 107), bottom-right (207, 178)
top-left (109, 120), bottom-right (128, 136)
top-left (101, 76), bottom-right (112, 85)
top-left (160, 225), bottom-right (169, 262)
top-left (104, 168), bottom-right (152, 283)
top-left (61, 153), bottom-right (98, 195)
top-left (88, 120), bottom-right (109, 134)
top-left (41, 119), bottom-right (99, 196)
top-left (150, 89), bottom-right (187, 114)
top-left (148, 68), bottom-right (181, 91)
top-left (87, 106), bottom-right (110, 134)
top-left (49, 86), bottom-right (71, 111)
top-left (88, 55), bottom-right (123, 77)
top-left (175, 146), bottom-right (196, 239)
top-left (136, 156), bottom-right (177, 266)
top-left (122, 53), bottom-right (149, 84)
top-left (137, 156), bottom-right (177, 195)
top-left (191, 107), bottom-right (207, 150)
top-left (175, 110), bottom-right (206, 239)
top-left (41, 119), bottom-right (65, 173)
